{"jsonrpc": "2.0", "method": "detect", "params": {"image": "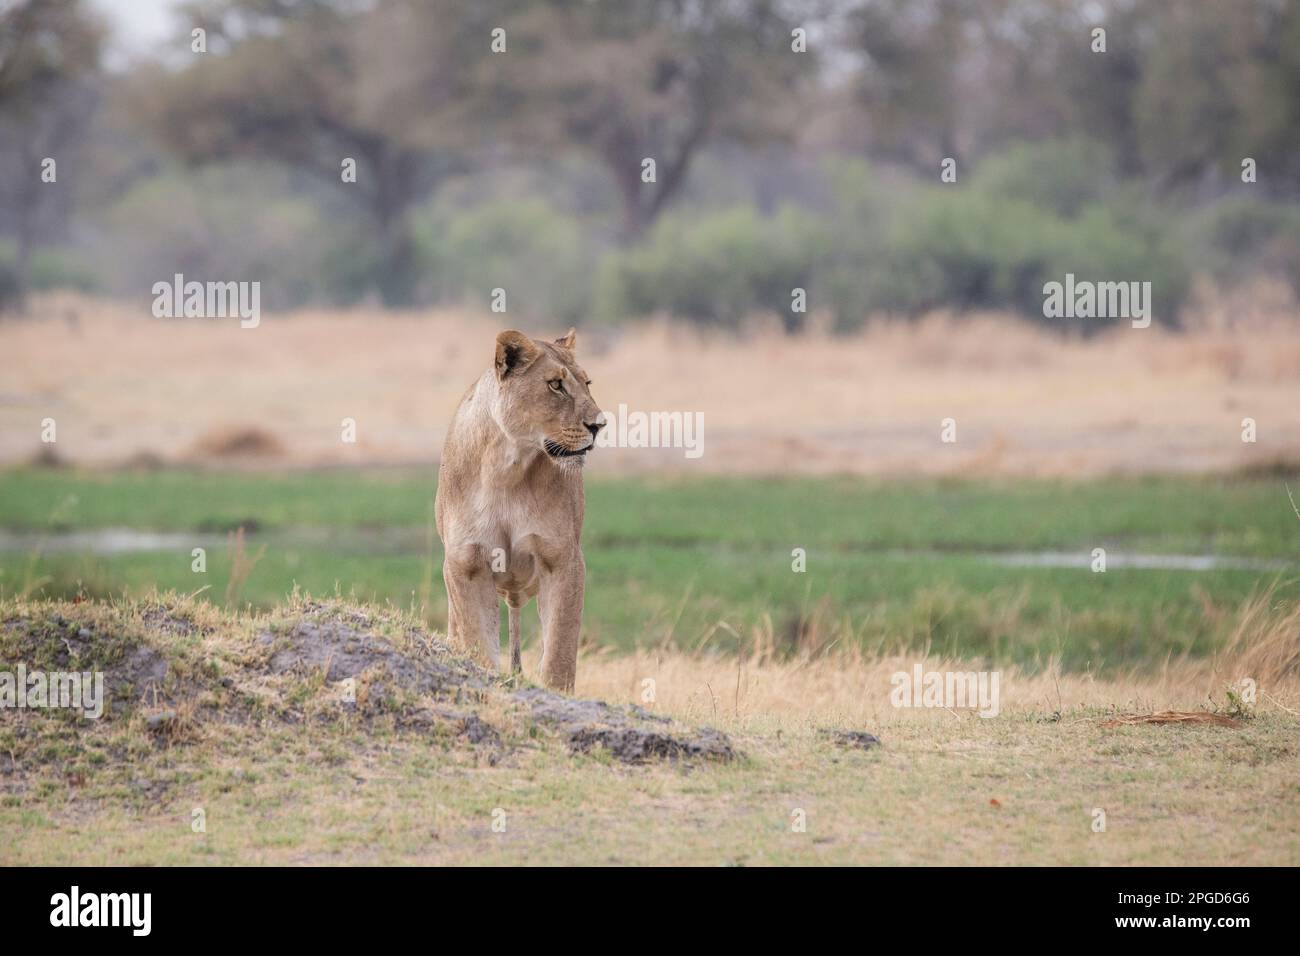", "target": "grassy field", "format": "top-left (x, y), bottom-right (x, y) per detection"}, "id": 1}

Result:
top-left (1, 594), bottom-right (1295, 866)
top-left (2, 468), bottom-right (1297, 674)
top-left (6, 304), bottom-right (1297, 866)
